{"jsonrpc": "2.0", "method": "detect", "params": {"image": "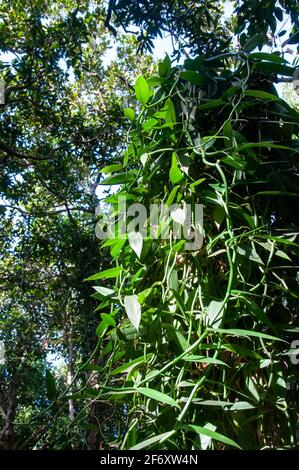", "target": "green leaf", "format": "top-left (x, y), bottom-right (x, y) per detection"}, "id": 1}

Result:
top-left (135, 75), bottom-right (150, 105)
top-left (206, 300), bottom-right (224, 328)
top-left (45, 369), bottom-right (57, 401)
top-left (190, 178), bottom-right (206, 191)
top-left (237, 244), bottom-right (263, 264)
top-left (93, 286), bottom-right (116, 298)
top-left (222, 156), bottom-right (246, 170)
top-left (124, 107), bottom-right (135, 122)
top-left (209, 327), bottom-right (284, 342)
top-left (140, 153), bottom-right (149, 166)
top-left (137, 387), bottom-right (179, 408)
top-left (244, 90), bottom-right (280, 101)
top-left (130, 431), bottom-right (174, 450)
top-left (158, 61), bottom-right (167, 77)
top-left (249, 52), bottom-right (287, 64)
top-left (224, 343), bottom-right (261, 359)
top-left (163, 54), bottom-right (171, 75)
top-left (246, 376), bottom-right (260, 402)
top-left (180, 70), bottom-right (207, 86)
top-left (184, 424), bottom-right (242, 449)
top-left (183, 356), bottom-right (228, 366)
top-left (198, 423), bottom-right (217, 450)
top-left (213, 205), bottom-right (225, 230)
top-left (197, 99), bottom-right (224, 111)
top-left (128, 231), bottom-right (143, 259)
top-left (157, 55), bottom-right (172, 79)
top-left (111, 354), bottom-right (154, 375)
top-left (143, 118), bottom-right (159, 131)
top-left (164, 97), bottom-right (176, 126)
top-left (239, 142), bottom-right (294, 151)
top-left (229, 401), bottom-right (256, 411)
top-left (85, 266), bottom-right (123, 281)
top-left (111, 238), bottom-right (127, 258)
top-left (124, 295), bottom-right (141, 330)
top-left (100, 164), bottom-right (123, 174)
top-left (254, 61), bottom-right (294, 76)
top-left (95, 321), bottom-right (107, 337)
top-left (101, 171), bottom-right (137, 185)
top-left (169, 153), bottom-right (183, 184)
top-left (101, 313), bottom-right (116, 328)
top-left (165, 185), bottom-right (180, 206)
top-left (244, 33), bottom-right (268, 52)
